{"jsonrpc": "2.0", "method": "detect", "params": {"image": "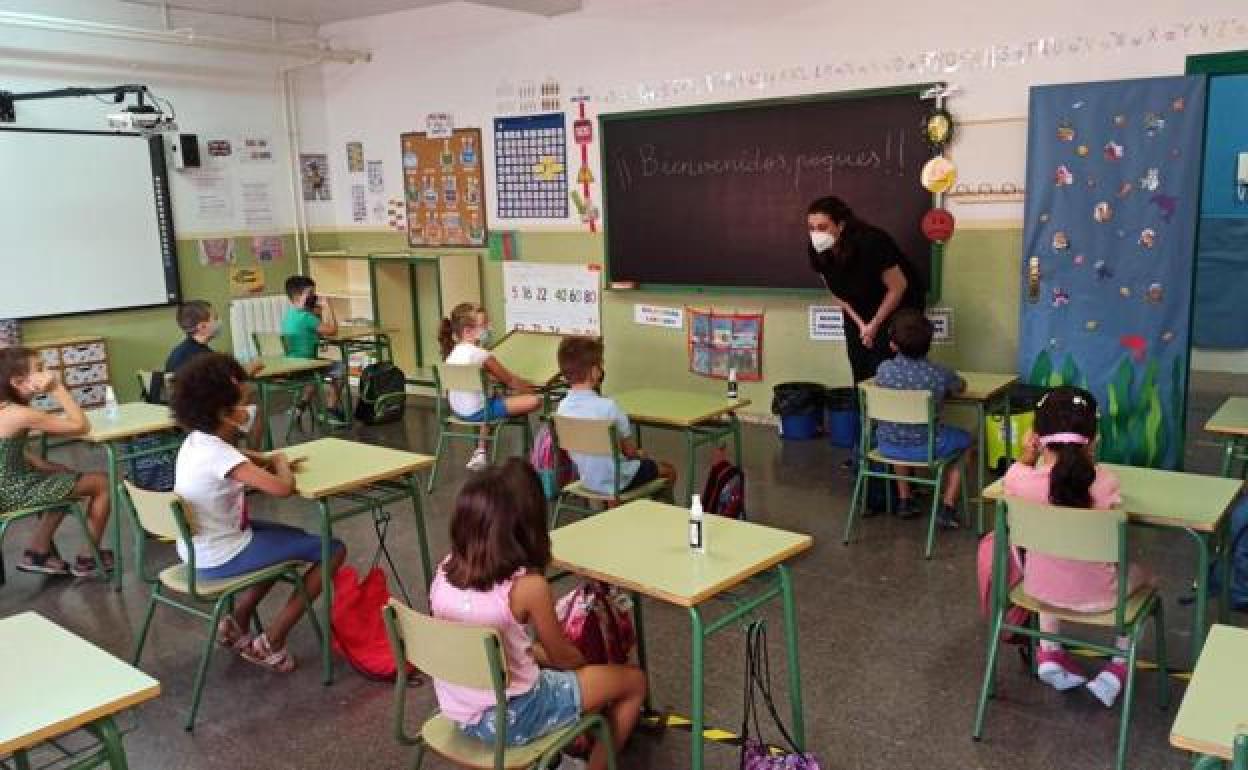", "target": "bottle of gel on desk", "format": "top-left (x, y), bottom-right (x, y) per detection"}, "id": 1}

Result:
top-left (103, 386), bottom-right (119, 421)
top-left (689, 494), bottom-right (706, 555)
